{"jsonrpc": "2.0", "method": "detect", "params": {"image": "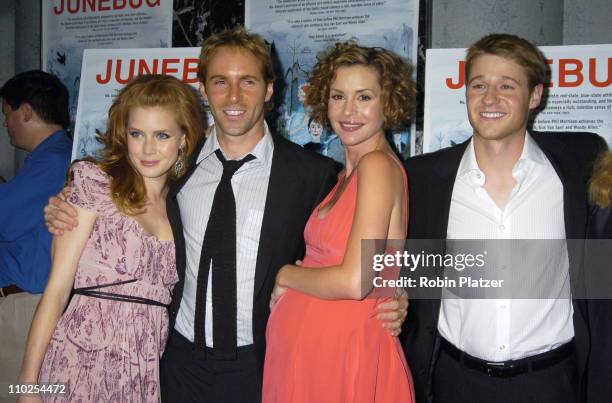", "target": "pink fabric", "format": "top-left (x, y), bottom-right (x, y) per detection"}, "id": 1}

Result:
top-left (38, 161), bottom-right (177, 402)
top-left (263, 156), bottom-right (414, 403)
